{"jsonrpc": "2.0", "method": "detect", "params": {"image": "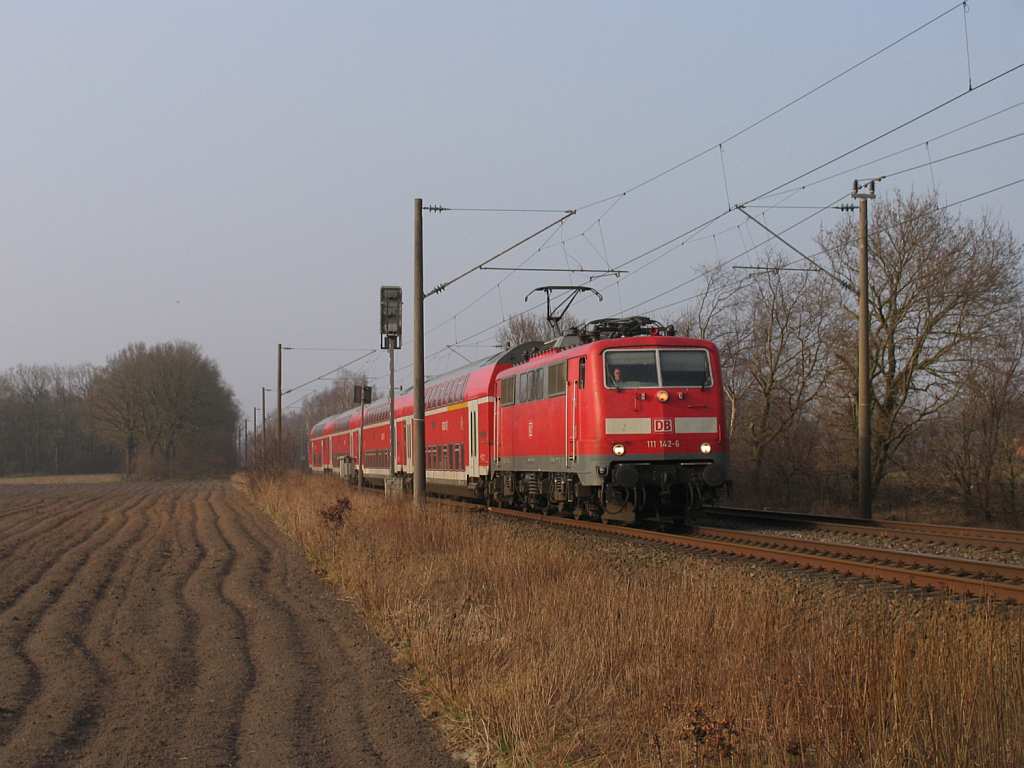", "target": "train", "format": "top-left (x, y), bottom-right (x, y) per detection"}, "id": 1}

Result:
top-left (308, 316), bottom-right (729, 524)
